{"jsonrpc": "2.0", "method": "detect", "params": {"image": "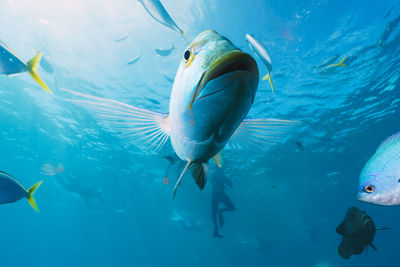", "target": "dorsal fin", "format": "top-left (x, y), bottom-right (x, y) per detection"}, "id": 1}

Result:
top-left (377, 132), bottom-right (400, 151)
